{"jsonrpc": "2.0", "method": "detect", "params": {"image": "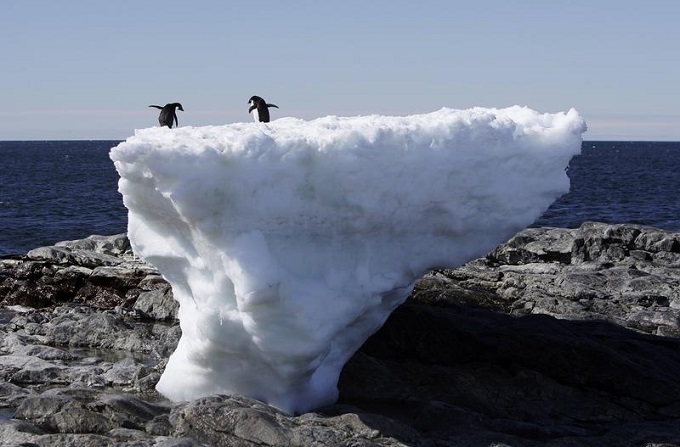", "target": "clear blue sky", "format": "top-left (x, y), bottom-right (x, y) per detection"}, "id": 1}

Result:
top-left (1, 0), bottom-right (678, 141)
